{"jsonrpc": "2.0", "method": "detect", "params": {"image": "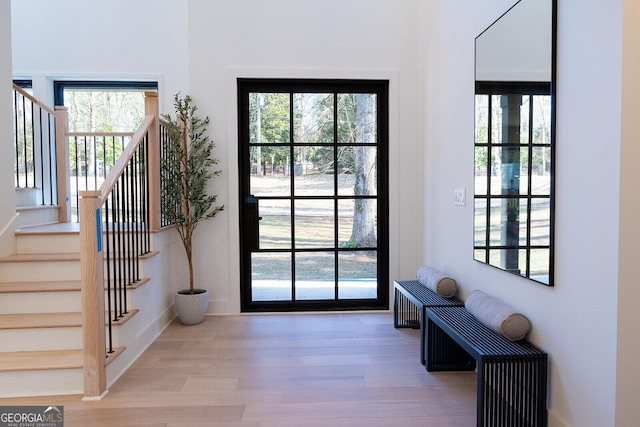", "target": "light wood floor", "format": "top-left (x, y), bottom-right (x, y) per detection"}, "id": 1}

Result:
top-left (0, 313), bottom-right (477, 426)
